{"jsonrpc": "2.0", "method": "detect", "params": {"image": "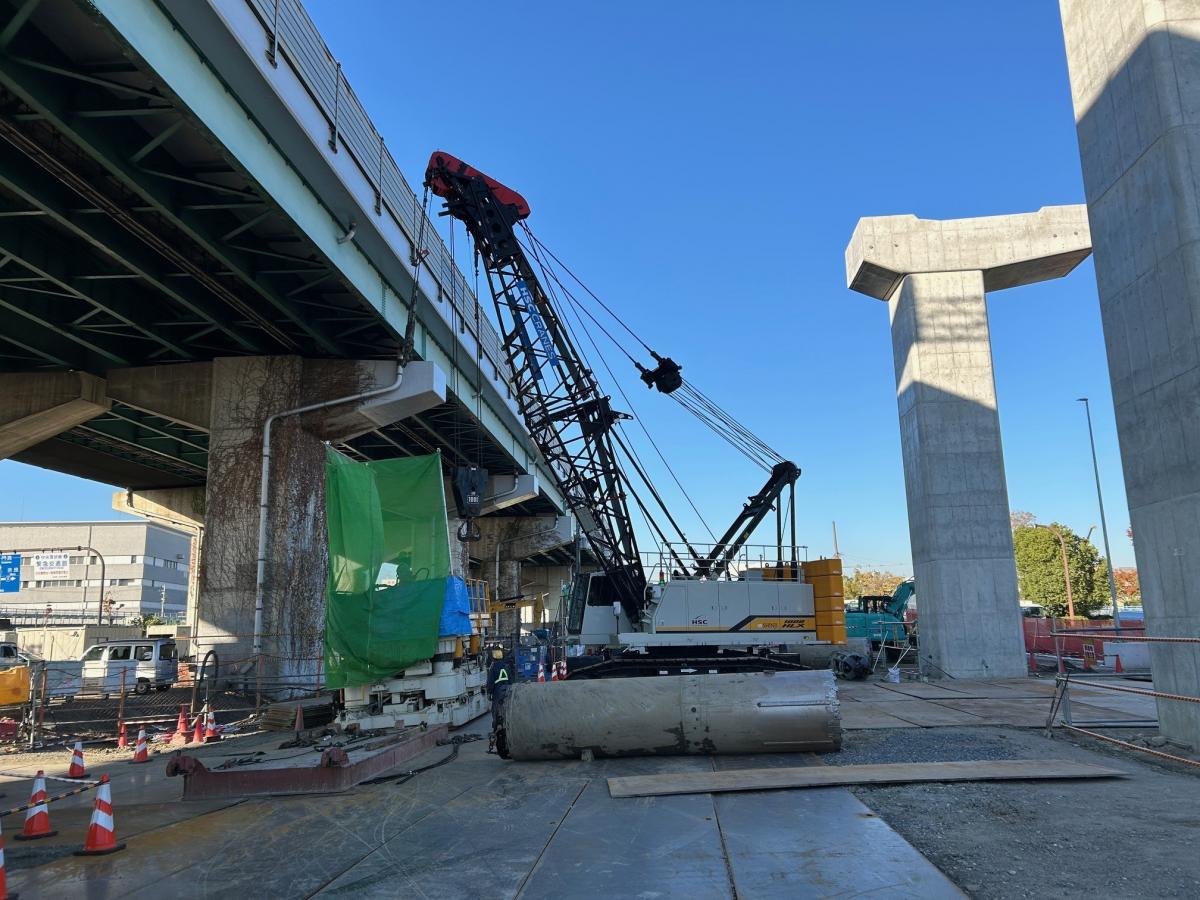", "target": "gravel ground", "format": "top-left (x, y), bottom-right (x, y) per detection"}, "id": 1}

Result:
top-left (832, 726), bottom-right (1200, 899)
